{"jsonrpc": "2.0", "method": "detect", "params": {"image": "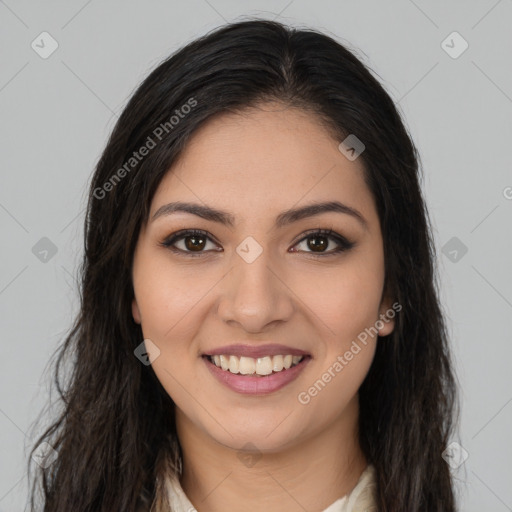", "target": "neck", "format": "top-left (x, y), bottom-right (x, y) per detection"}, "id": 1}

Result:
top-left (175, 395), bottom-right (367, 512)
